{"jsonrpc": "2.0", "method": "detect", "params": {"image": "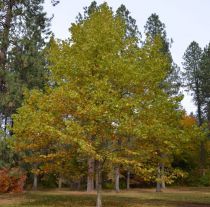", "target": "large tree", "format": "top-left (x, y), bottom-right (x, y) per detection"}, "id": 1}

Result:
top-left (12, 3), bottom-right (183, 206)
top-left (0, 0), bottom-right (52, 175)
top-left (76, 1), bottom-right (141, 192)
top-left (0, 0), bottom-right (53, 140)
top-left (200, 43), bottom-right (210, 121)
top-left (144, 13), bottom-right (181, 190)
top-left (182, 41), bottom-right (206, 174)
